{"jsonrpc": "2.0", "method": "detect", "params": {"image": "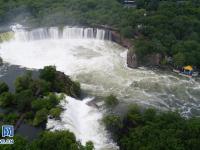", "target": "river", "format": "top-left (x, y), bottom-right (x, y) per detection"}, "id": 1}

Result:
top-left (0, 25), bottom-right (200, 149)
